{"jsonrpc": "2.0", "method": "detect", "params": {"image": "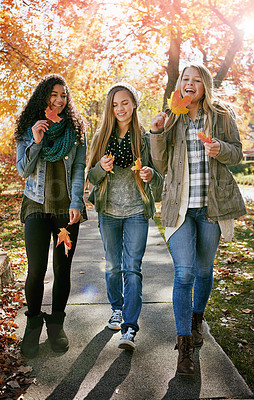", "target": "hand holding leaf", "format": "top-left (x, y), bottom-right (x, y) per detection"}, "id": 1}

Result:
top-left (57, 227), bottom-right (72, 257)
top-left (197, 131), bottom-right (212, 143)
top-left (131, 158), bottom-right (142, 173)
top-left (167, 90), bottom-right (192, 115)
top-left (45, 106), bottom-right (62, 123)
top-left (105, 153), bottom-right (115, 174)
